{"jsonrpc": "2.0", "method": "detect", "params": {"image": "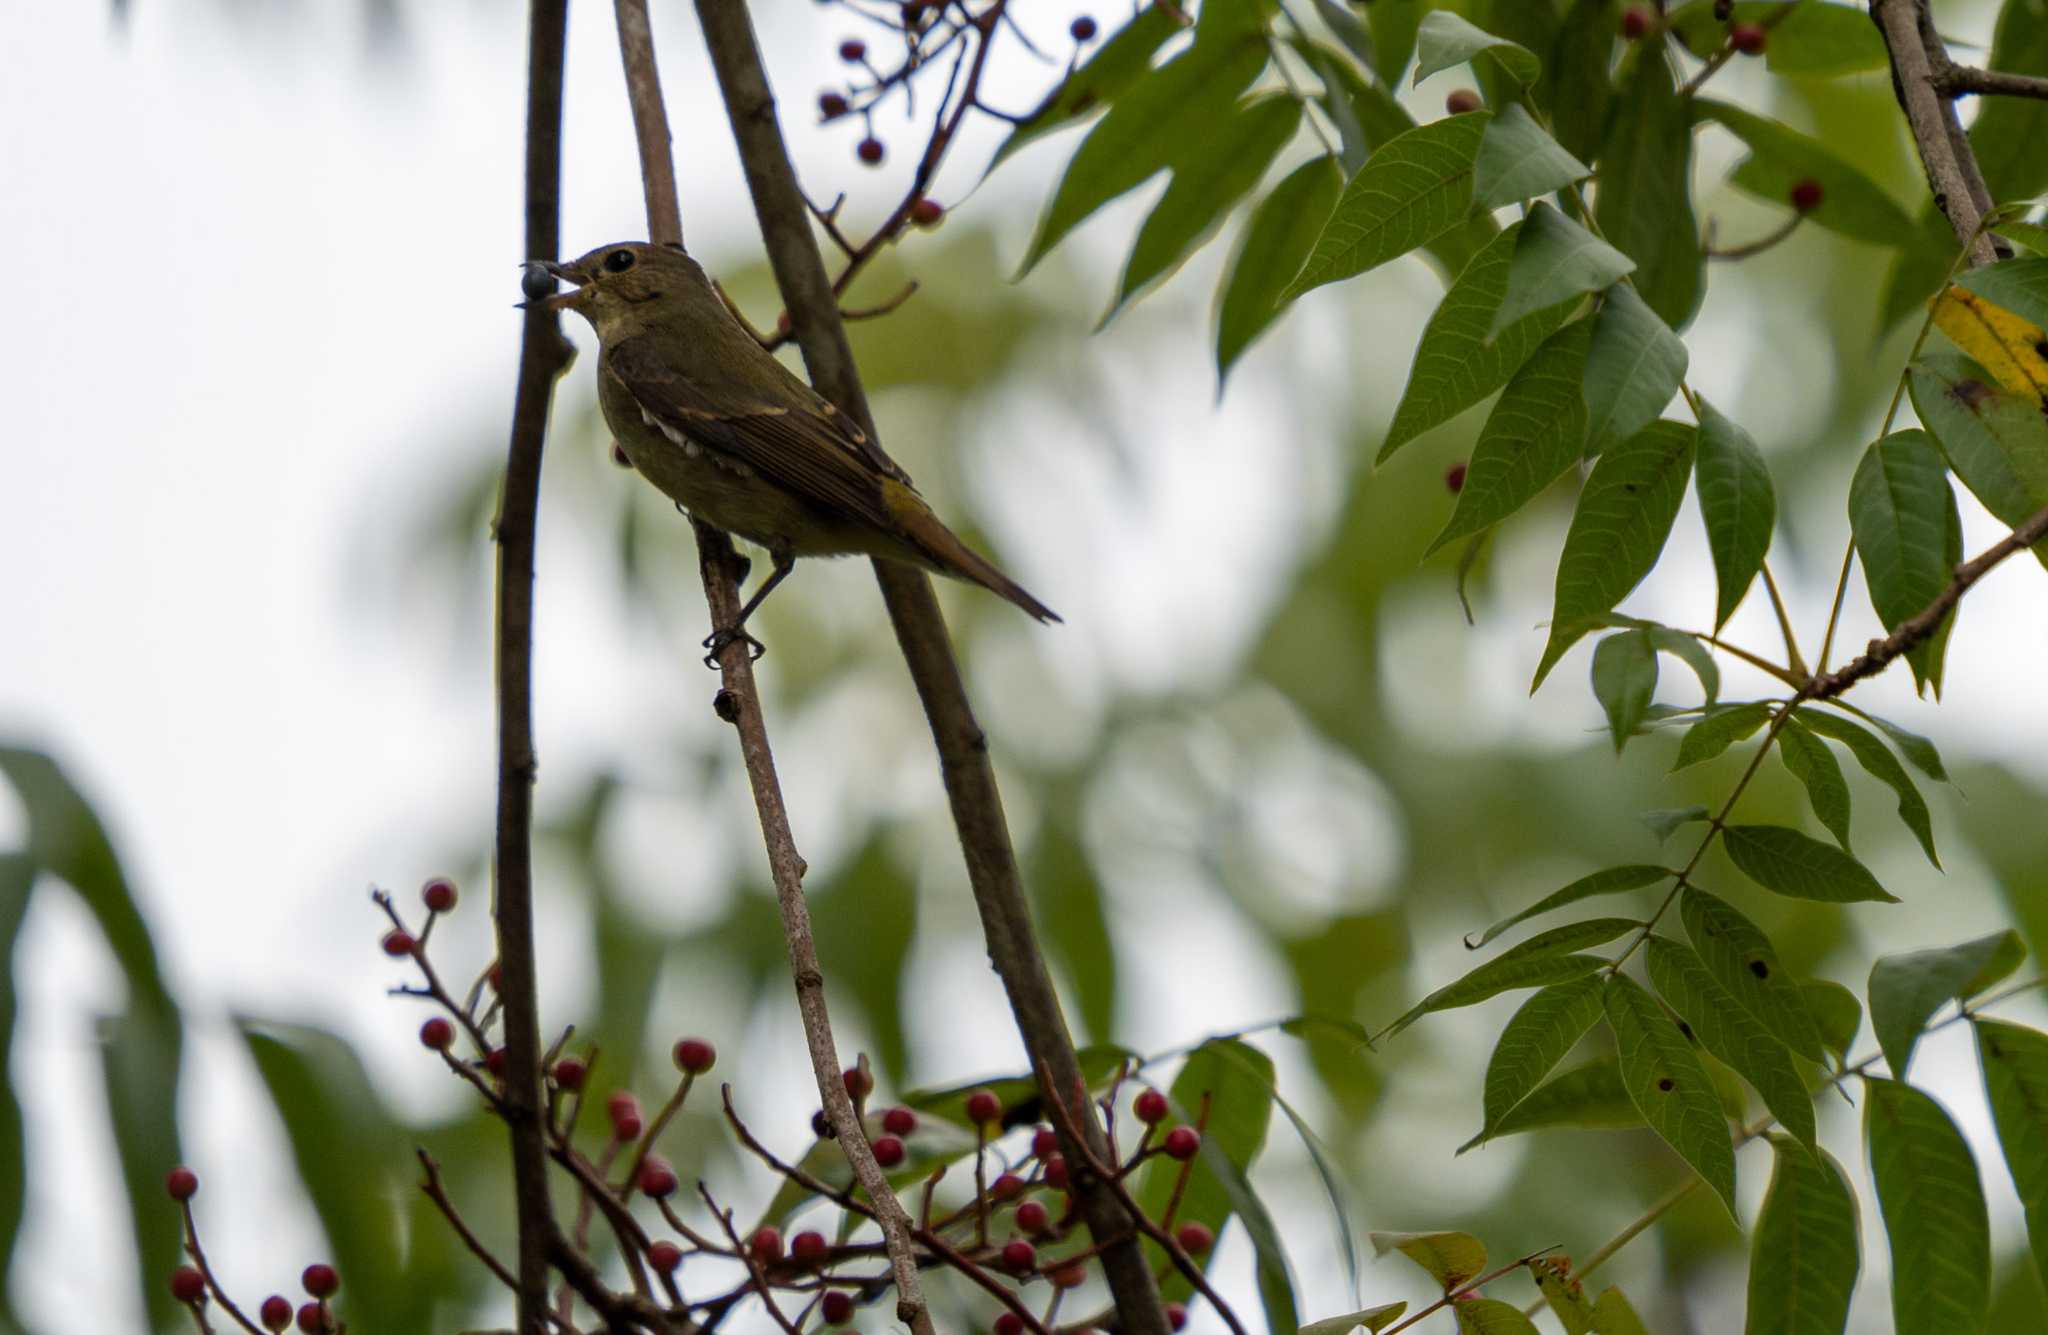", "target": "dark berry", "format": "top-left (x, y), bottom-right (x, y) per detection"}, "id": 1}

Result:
top-left (1001, 1239), bottom-right (1037, 1273)
top-left (1176, 1222), bottom-right (1215, 1254)
top-left (1030, 1128), bottom-right (1060, 1159)
top-left (820, 91), bottom-right (850, 119)
top-left (648, 1240), bottom-right (683, 1271)
top-left (1165, 1303), bottom-right (1188, 1332)
top-left (1016, 1199), bottom-right (1050, 1234)
top-left (882, 1105), bottom-right (917, 1136)
top-left (843, 1066), bottom-right (874, 1100)
top-left (261, 1295), bottom-right (294, 1332)
top-left (1071, 15), bottom-right (1098, 41)
top-left (170, 1267), bottom-right (207, 1303)
top-left (909, 197), bottom-right (943, 228)
top-left (872, 1133), bottom-right (906, 1167)
top-left (380, 929), bottom-right (415, 958)
top-left (750, 1227), bottom-right (784, 1263)
top-left (994, 1314), bottom-right (1025, 1335)
top-left (420, 1017), bottom-right (455, 1050)
top-left (301, 1264), bottom-right (339, 1299)
top-left (296, 1302), bottom-right (328, 1333)
top-left (966, 1089), bottom-right (1002, 1125)
top-left (857, 137), bottom-right (885, 167)
top-left (839, 38), bottom-right (867, 62)
top-left (1444, 89), bottom-right (1482, 115)
top-left (483, 1047), bottom-right (507, 1078)
top-left (487, 962), bottom-right (502, 991)
top-left (553, 1056), bottom-right (587, 1091)
top-left (1790, 178), bottom-right (1824, 212)
top-left (1043, 1153), bottom-right (1070, 1190)
top-left (422, 877), bottom-right (458, 912)
top-left (1620, 5), bottom-right (1652, 39)
top-left (1133, 1089), bottom-right (1169, 1124)
top-left (165, 1166), bottom-right (199, 1201)
top-left (812, 1109), bottom-right (834, 1139)
top-left (792, 1230), bottom-right (830, 1264)
top-left (1446, 462), bottom-right (1467, 493)
top-left (1163, 1127), bottom-right (1200, 1161)
top-left (608, 1091), bottom-right (645, 1140)
top-left (991, 1172), bottom-right (1025, 1199)
top-left (823, 1291), bottom-right (856, 1325)
top-left (639, 1156), bottom-right (679, 1198)
top-left (674, 1038), bottom-right (717, 1074)
top-left (1730, 22), bottom-right (1767, 55)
